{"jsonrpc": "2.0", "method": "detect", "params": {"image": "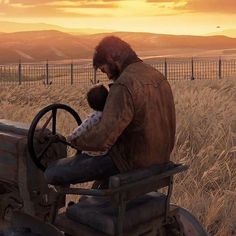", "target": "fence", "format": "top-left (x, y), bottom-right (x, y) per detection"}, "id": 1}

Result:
top-left (0, 57), bottom-right (236, 86)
